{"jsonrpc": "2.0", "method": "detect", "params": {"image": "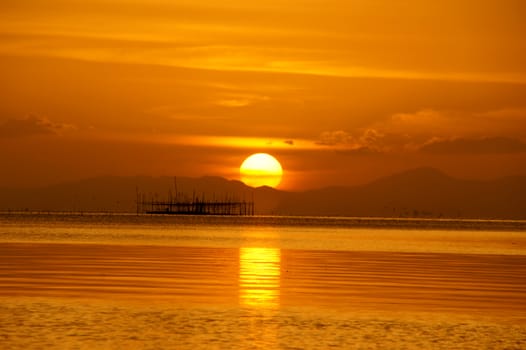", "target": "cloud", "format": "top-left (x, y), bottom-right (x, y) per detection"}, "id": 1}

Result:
top-left (315, 107), bottom-right (526, 154)
top-left (347, 108), bottom-right (526, 153)
top-left (316, 130), bottom-right (354, 146)
top-left (216, 99), bottom-right (252, 107)
top-left (0, 115), bottom-right (76, 138)
top-left (315, 110), bottom-right (464, 152)
top-left (316, 129), bottom-right (402, 153)
top-left (385, 108), bottom-right (526, 139)
top-left (478, 107), bottom-right (526, 121)
top-left (420, 137), bottom-right (526, 154)
top-left (386, 109), bottom-right (466, 137)
top-left (215, 93), bottom-right (270, 108)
